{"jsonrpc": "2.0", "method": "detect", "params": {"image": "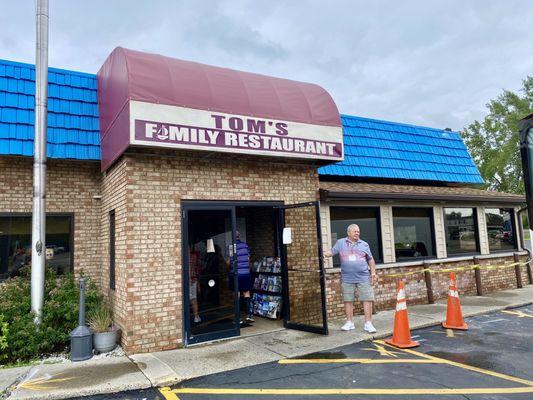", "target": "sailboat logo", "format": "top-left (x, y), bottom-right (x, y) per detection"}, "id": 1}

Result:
top-left (156, 125), bottom-right (169, 141)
